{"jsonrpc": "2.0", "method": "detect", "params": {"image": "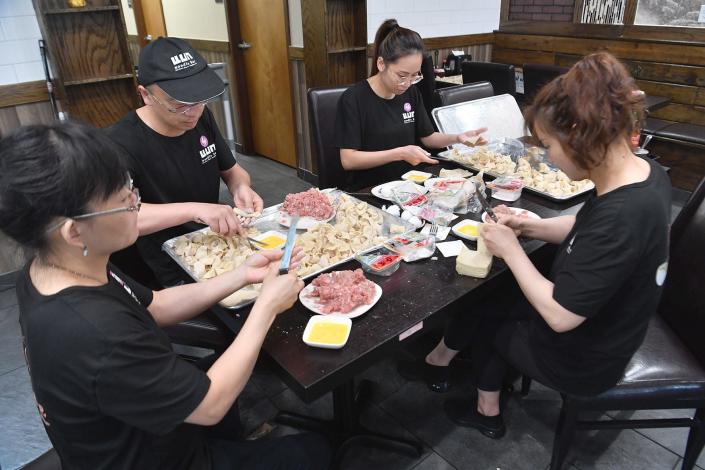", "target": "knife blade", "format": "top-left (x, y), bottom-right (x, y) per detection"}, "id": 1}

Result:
top-left (279, 216), bottom-right (299, 274)
top-left (475, 189), bottom-right (499, 223)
